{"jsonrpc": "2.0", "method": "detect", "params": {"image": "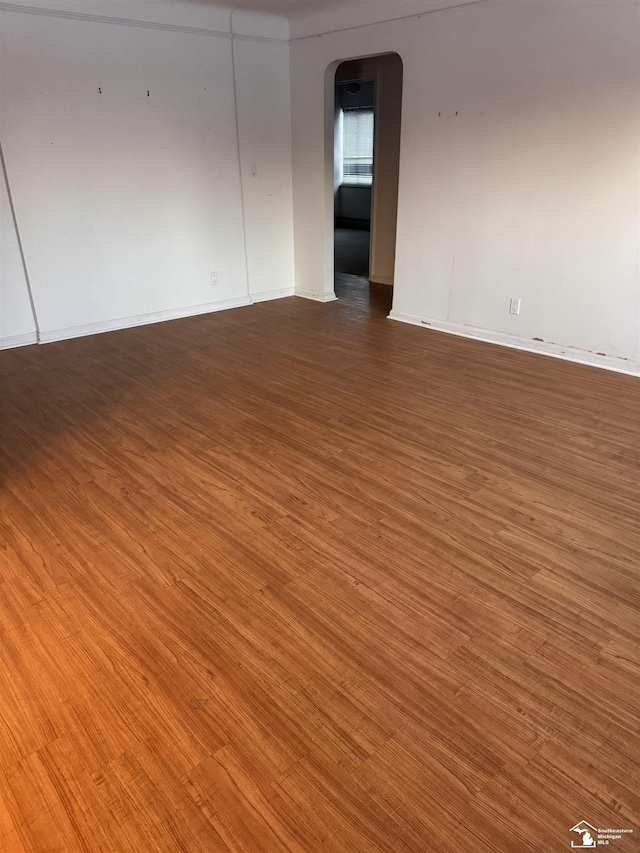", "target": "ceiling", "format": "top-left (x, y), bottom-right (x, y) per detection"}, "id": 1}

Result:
top-left (181, 0), bottom-right (478, 23)
top-left (187, 0), bottom-right (358, 16)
